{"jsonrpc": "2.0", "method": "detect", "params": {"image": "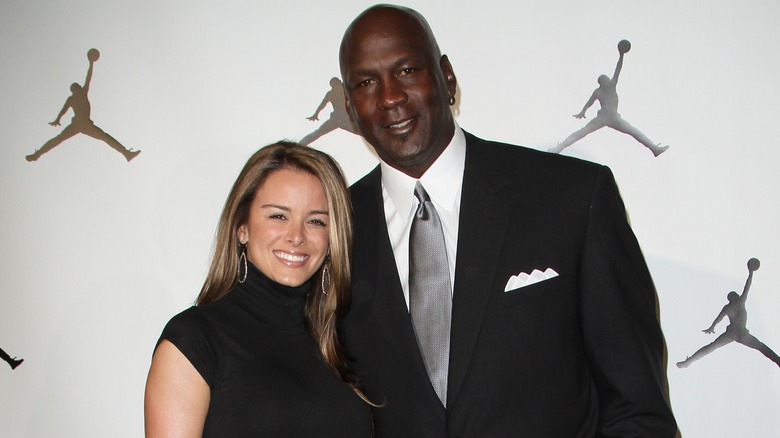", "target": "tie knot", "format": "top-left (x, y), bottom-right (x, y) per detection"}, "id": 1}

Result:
top-left (414, 182), bottom-right (431, 204)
